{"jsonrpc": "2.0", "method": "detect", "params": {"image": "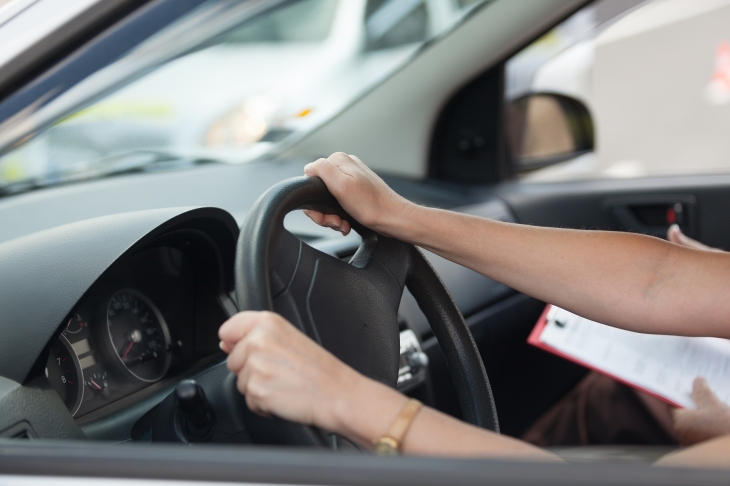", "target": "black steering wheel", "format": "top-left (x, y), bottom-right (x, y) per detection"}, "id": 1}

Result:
top-left (233, 176), bottom-right (499, 445)
top-left (151, 176), bottom-right (498, 445)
